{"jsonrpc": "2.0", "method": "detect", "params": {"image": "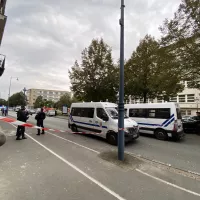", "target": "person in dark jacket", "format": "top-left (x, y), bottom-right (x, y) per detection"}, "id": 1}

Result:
top-left (16, 106), bottom-right (29, 140)
top-left (35, 108), bottom-right (46, 135)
